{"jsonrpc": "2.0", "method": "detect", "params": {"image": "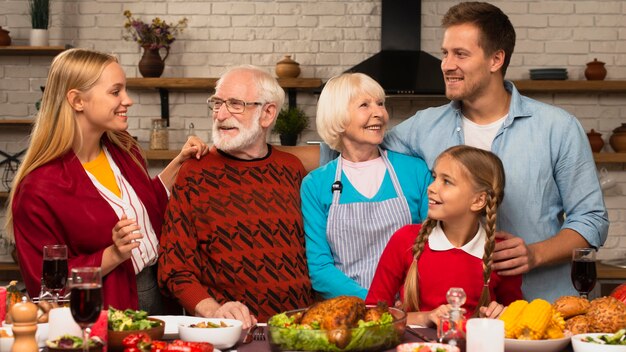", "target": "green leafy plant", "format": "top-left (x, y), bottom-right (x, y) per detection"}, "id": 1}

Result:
top-left (29, 0), bottom-right (50, 29)
top-left (273, 106), bottom-right (309, 136)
